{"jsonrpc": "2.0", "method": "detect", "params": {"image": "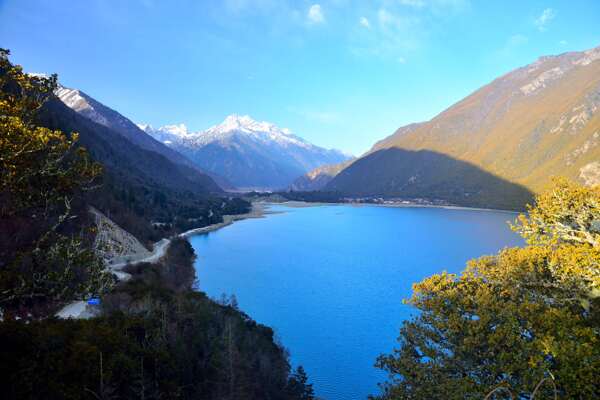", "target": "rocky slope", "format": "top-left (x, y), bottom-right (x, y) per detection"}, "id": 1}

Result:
top-left (90, 206), bottom-right (151, 266)
top-left (327, 45), bottom-right (600, 209)
top-left (140, 115), bottom-right (351, 190)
